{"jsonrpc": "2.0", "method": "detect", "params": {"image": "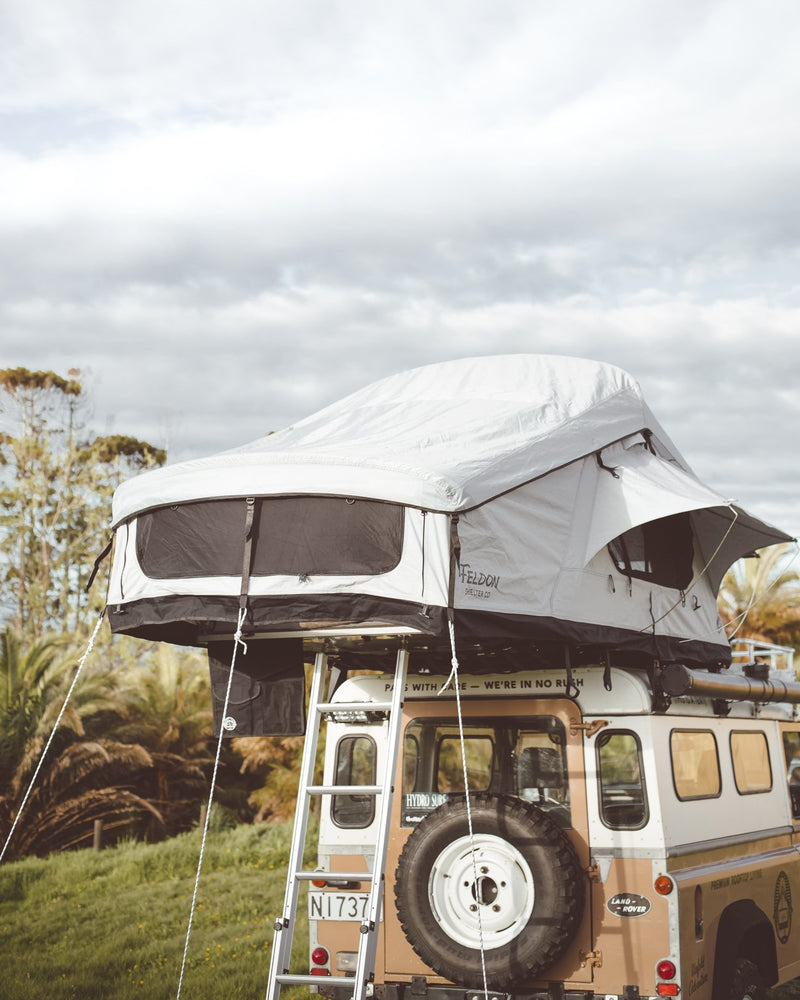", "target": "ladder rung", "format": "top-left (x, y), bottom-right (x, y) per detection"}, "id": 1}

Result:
top-left (295, 870), bottom-right (373, 882)
top-left (306, 784), bottom-right (383, 796)
top-left (276, 974), bottom-right (358, 987)
top-left (317, 700), bottom-right (393, 713)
